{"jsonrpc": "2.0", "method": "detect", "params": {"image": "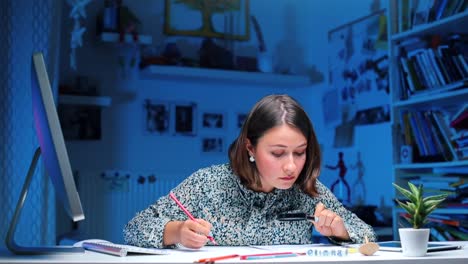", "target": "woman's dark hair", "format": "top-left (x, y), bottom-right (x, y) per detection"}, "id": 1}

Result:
top-left (229, 94), bottom-right (321, 197)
